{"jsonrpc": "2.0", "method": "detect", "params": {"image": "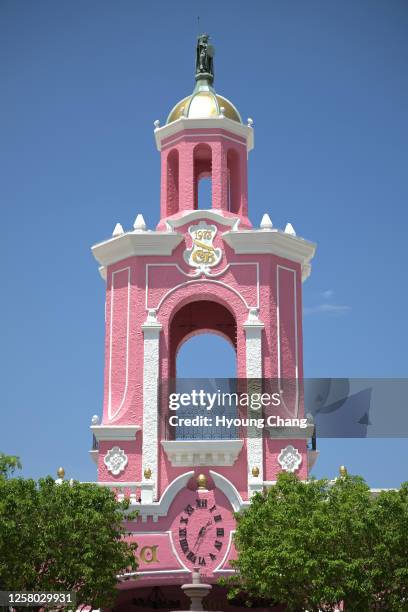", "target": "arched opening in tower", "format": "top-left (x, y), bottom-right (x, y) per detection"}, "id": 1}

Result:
top-left (227, 148), bottom-right (240, 214)
top-left (177, 333), bottom-right (236, 378)
top-left (193, 143), bottom-right (212, 210)
top-left (166, 148), bottom-right (179, 215)
top-left (167, 300), bottom-right (238, 440)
